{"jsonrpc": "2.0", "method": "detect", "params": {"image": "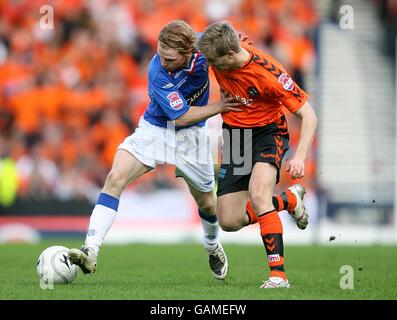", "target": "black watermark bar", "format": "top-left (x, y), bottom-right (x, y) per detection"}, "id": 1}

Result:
top-left (2, 300), bottom-right (395, 319)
